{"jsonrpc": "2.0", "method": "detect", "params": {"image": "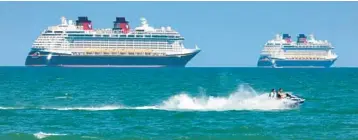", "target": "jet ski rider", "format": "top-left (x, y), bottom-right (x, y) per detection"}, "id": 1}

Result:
top-left (277, 88), bottom-right (295, 99)
top-left (269, 88), bottom-right (293, 99)
top-left (277, 88), bottom-right (286, 99)
top-left (269, 89), bottom-right (276, 98)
